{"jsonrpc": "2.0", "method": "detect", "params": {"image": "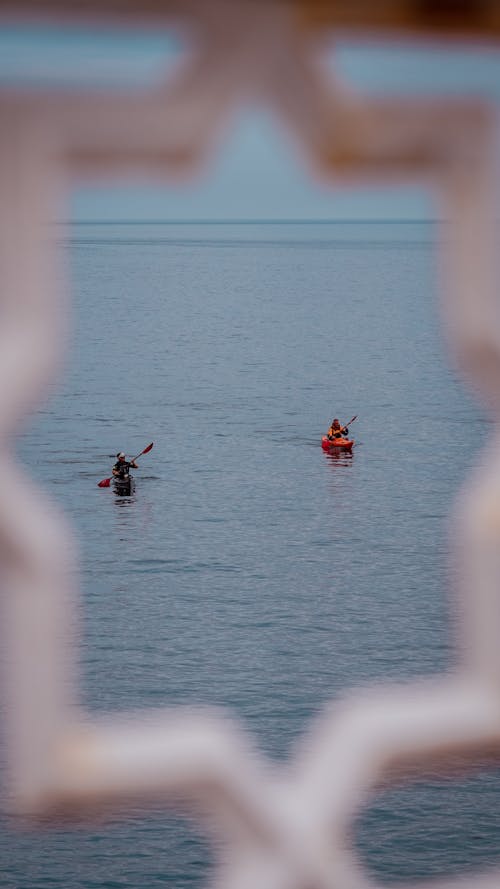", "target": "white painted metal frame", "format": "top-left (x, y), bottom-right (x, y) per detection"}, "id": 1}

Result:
top-left (1, 3), bottom-right (500, 888)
